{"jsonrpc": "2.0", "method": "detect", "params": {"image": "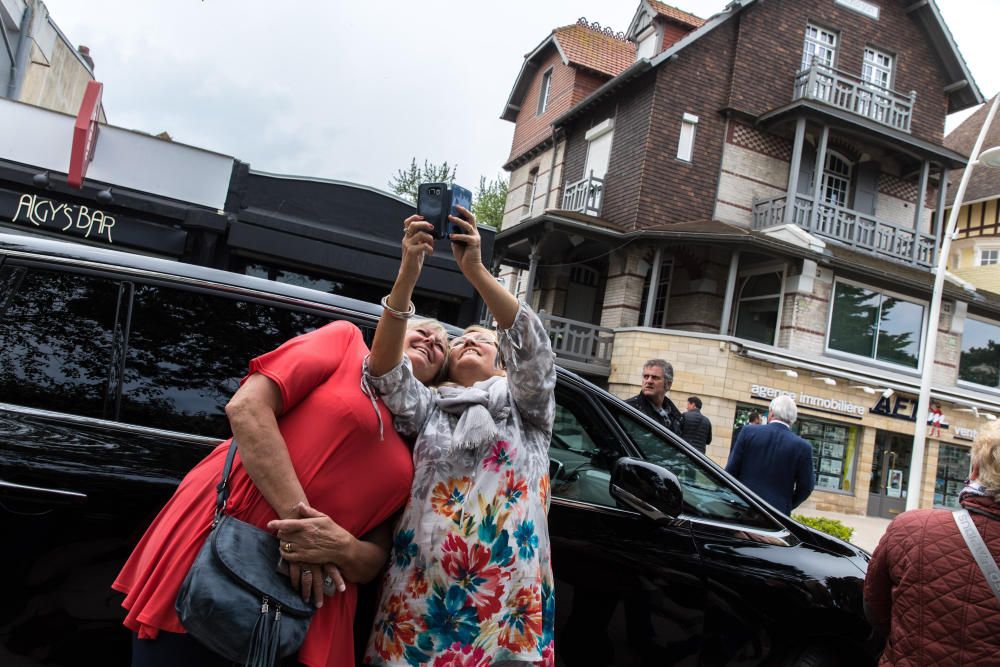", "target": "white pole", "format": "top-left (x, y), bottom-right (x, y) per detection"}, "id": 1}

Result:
top-left (906, 95), bottom-right (1000, 511)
